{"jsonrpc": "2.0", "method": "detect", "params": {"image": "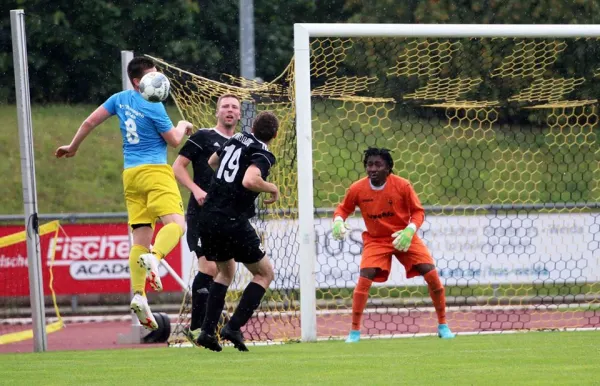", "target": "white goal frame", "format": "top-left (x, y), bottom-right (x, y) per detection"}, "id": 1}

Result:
top-left (293, 23), bottom-right (600, 342)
